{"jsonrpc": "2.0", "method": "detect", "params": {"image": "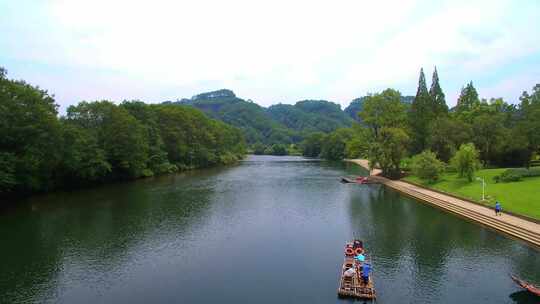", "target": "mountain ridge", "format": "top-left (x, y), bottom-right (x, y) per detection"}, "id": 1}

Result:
top-left (167, 89), bottom-right (411, 144)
